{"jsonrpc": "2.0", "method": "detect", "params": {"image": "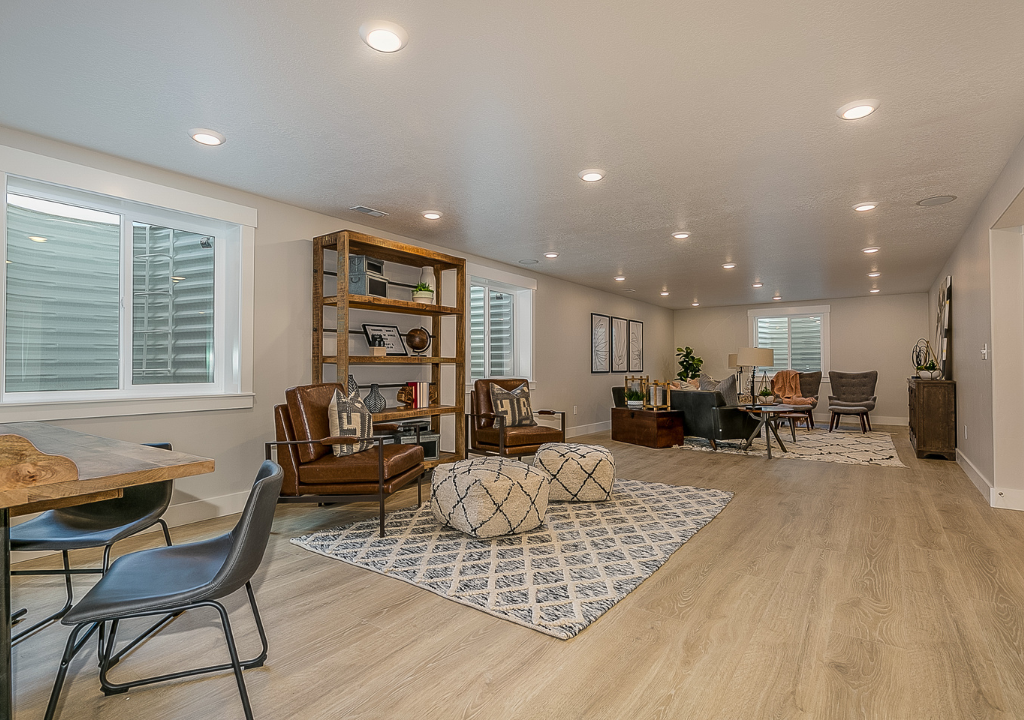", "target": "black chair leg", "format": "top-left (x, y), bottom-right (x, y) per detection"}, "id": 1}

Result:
top-left (214, 601), bottom-right (256, 720)
top-left (157, 518), bottom-right (173, 546)
top-left (44, 622), bottom-right (98, 720)
top-left (789, 418), bottom-right (797, 443)
top-left (866, 414), bottom-right (873, 432)
top-left (12, 550), bottom-right (74, 645)
top-left (859, 413), bottom-right (867, 433)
